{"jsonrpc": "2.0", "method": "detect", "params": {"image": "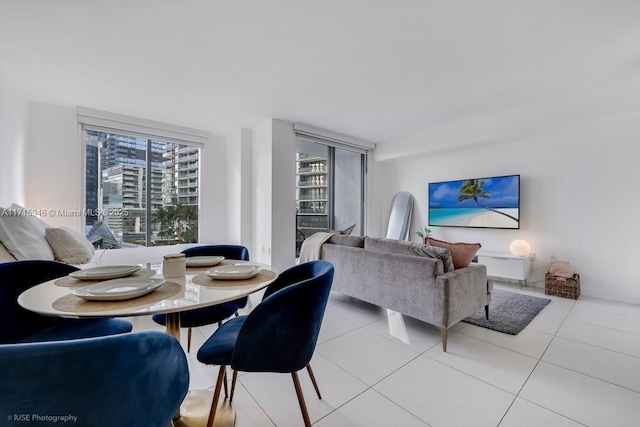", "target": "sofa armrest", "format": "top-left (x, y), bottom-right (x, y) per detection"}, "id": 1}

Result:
top-left (436, 264), bottom-right (488, 326)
